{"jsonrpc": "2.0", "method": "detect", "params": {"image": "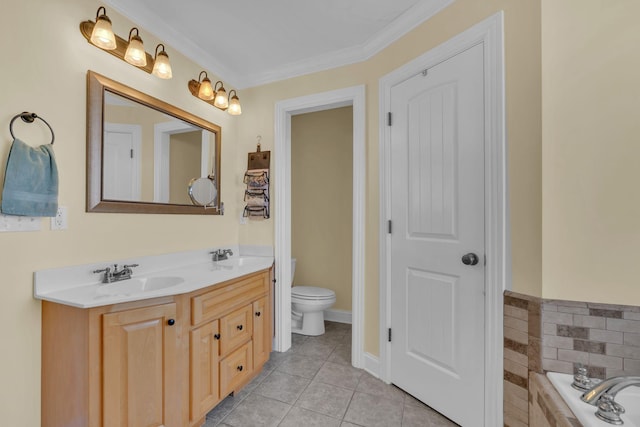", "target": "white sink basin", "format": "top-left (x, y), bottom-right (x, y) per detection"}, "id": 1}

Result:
top-left (214, 256), bottom-right (262, 268)
top-left (96, 276), bottom-right (184, 296)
